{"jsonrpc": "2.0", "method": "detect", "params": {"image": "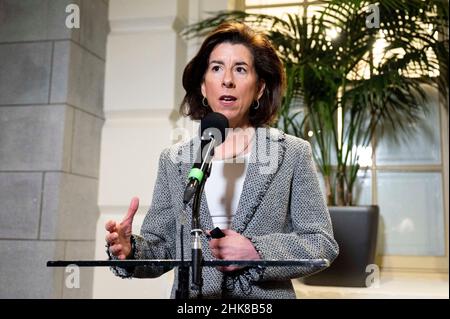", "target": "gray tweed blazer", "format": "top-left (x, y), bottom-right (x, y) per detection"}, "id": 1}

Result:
top-left (111, 127), bottom-right (338, 299)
